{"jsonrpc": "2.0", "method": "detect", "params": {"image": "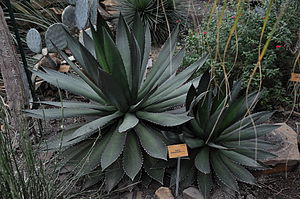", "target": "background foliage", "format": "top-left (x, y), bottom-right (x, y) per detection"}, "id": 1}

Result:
top-left (183, 1), bottom-right (299, 109)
